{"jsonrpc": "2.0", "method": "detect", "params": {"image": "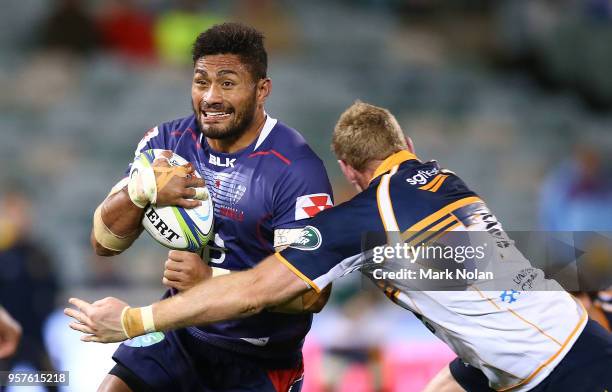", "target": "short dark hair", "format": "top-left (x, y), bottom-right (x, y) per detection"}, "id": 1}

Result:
top-left (192, 22), bottom-right (267, 80)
